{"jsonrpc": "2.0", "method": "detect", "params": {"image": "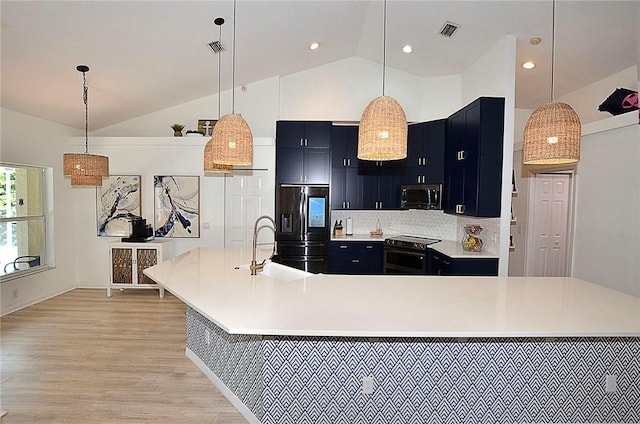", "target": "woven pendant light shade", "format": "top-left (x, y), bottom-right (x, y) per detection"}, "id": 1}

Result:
top-left (63, 65), bottom-right (110, 186)
top-left (212, 114), bottom-right (253, 166)
top-left (204, 138), bottom-right (232, 173)
top-left (63, 153), bottom-right (109, 186)
top-left (358, 95), bottom-right (407, 160)
top-left (523, 102), bottom-right (581, 164)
